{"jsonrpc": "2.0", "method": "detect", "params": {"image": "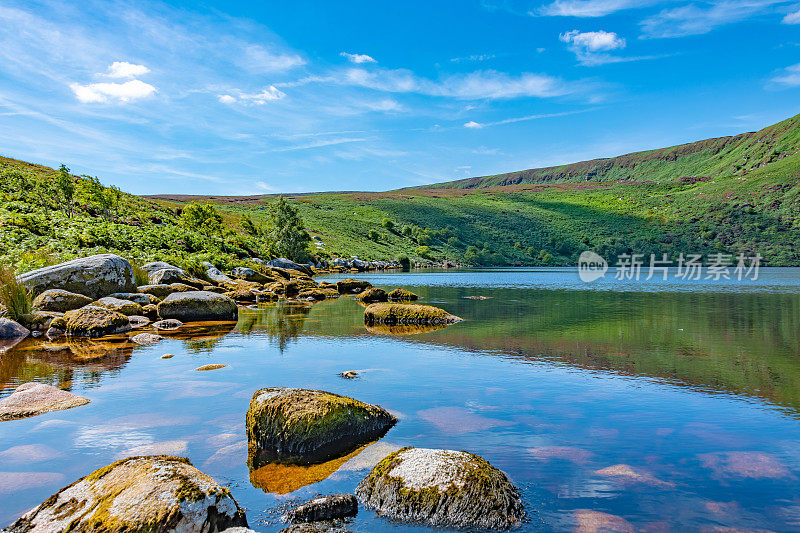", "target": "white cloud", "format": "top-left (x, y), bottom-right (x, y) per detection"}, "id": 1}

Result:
top-left (641, 1), bottom-right (785, 38)
top-left (783, 9), bottom-right (800, 23)
top-left (105, 61), bottom-right (150, 78)
top-left (536, 0), bottom-right (650, 17)
top-left (361, 98), bottom-right (403, 112)
top-left (70, 79), bottom-right (157, 103)
top-left (242, 44), bottom-right (305, 72)
top-left (771, 63), bottom-right (800, 87)
top-left (254, 181), bottom-right (275, 191)
top-left (217, 94), bottom-right (236, 104)
top-left (463, 108), bottom-right (596, 129)
top-left (342, 67), bottom-right (576, 99)
top-left (559, 30), bottom-right (626, 65)
top-left (464, 120), bottom-right (483, 128)
top-left (340, 52), bottom-right (377, 64)
top-left (217, 86), bottom-right (285, 105)
top-left (450, 54), bottom-right (496, 63)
